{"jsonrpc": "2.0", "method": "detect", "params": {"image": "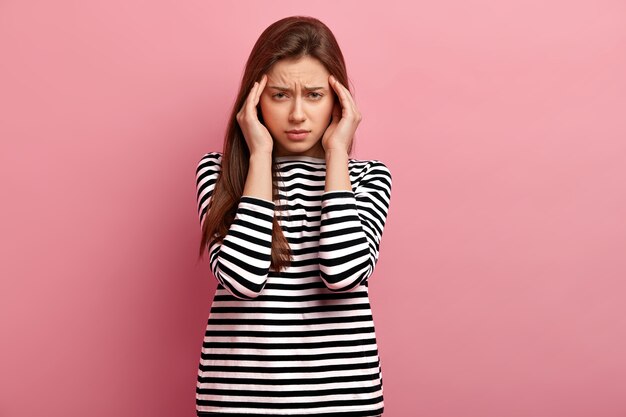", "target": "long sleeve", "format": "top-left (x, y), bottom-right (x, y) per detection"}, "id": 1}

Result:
top-left (318, 160), bottom-right (392, 292)
top-left (195, 152), bottom-right (275, 300)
